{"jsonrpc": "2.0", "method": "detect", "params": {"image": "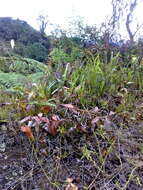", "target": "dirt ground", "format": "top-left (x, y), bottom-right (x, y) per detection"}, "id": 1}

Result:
top-left (0, 103), bottom-right (143, 190)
